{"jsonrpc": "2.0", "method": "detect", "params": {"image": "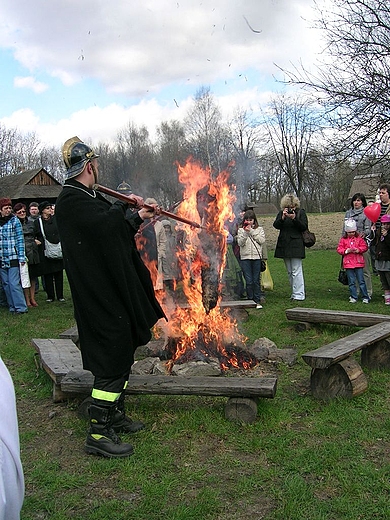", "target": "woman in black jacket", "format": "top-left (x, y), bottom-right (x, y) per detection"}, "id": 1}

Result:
top-left (34, 201), bottom-right (65, 302)
top-left (273, 194), bottom-right (308, 301)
